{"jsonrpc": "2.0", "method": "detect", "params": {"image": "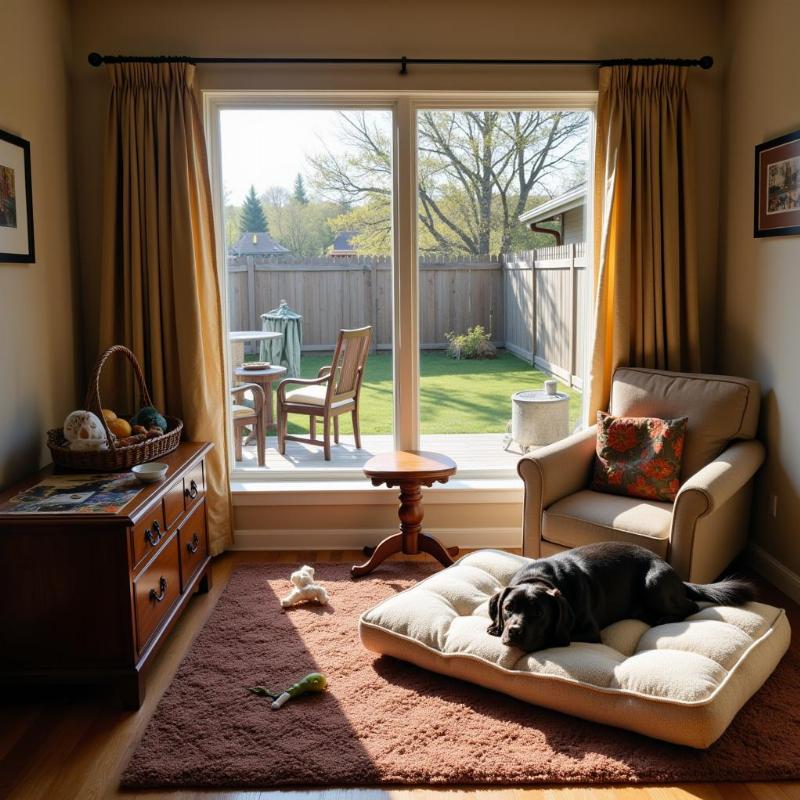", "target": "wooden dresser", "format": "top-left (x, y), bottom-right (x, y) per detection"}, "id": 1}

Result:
top-left (0, 442), bottom-right (213, 708)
